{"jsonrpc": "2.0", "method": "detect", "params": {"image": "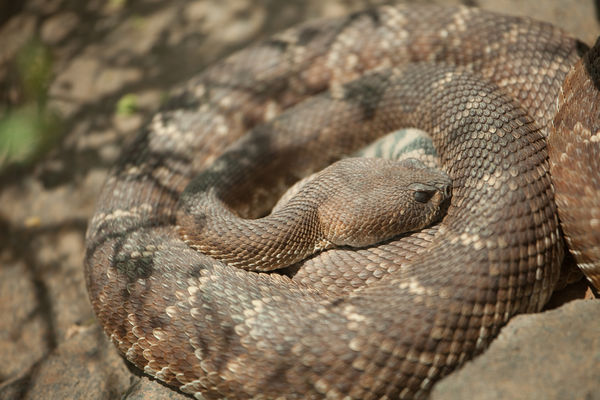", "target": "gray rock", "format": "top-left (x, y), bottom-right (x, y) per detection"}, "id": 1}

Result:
top-left (124, 378), bottom-right (198, 400)
top-left (0, 325), bottom-right (132, 400)
top-left (0, 323), bottom-right (198, 400)
top-left (432, 300), bottom-right (600, 400)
